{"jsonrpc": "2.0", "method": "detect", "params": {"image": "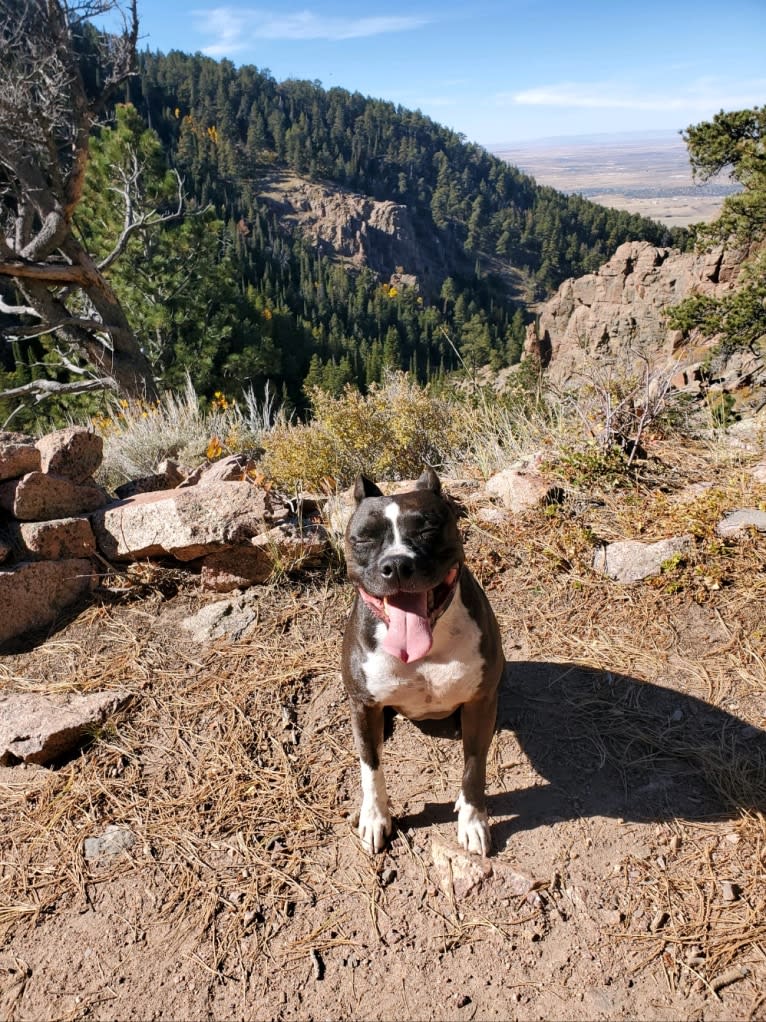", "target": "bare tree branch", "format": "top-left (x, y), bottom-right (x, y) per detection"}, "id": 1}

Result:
top-left (0, 260), bottom-right (95, 285)
top-left (98, 167), bottom-right (186, 272)
top-left (2, 314), bottom-right (127, 343)
top-left (0, 295), bottom-right (38, 317)
top-left (0, 376), bottom-right (115, 402)
top-left (0, 0), bottom-right (157, 399)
